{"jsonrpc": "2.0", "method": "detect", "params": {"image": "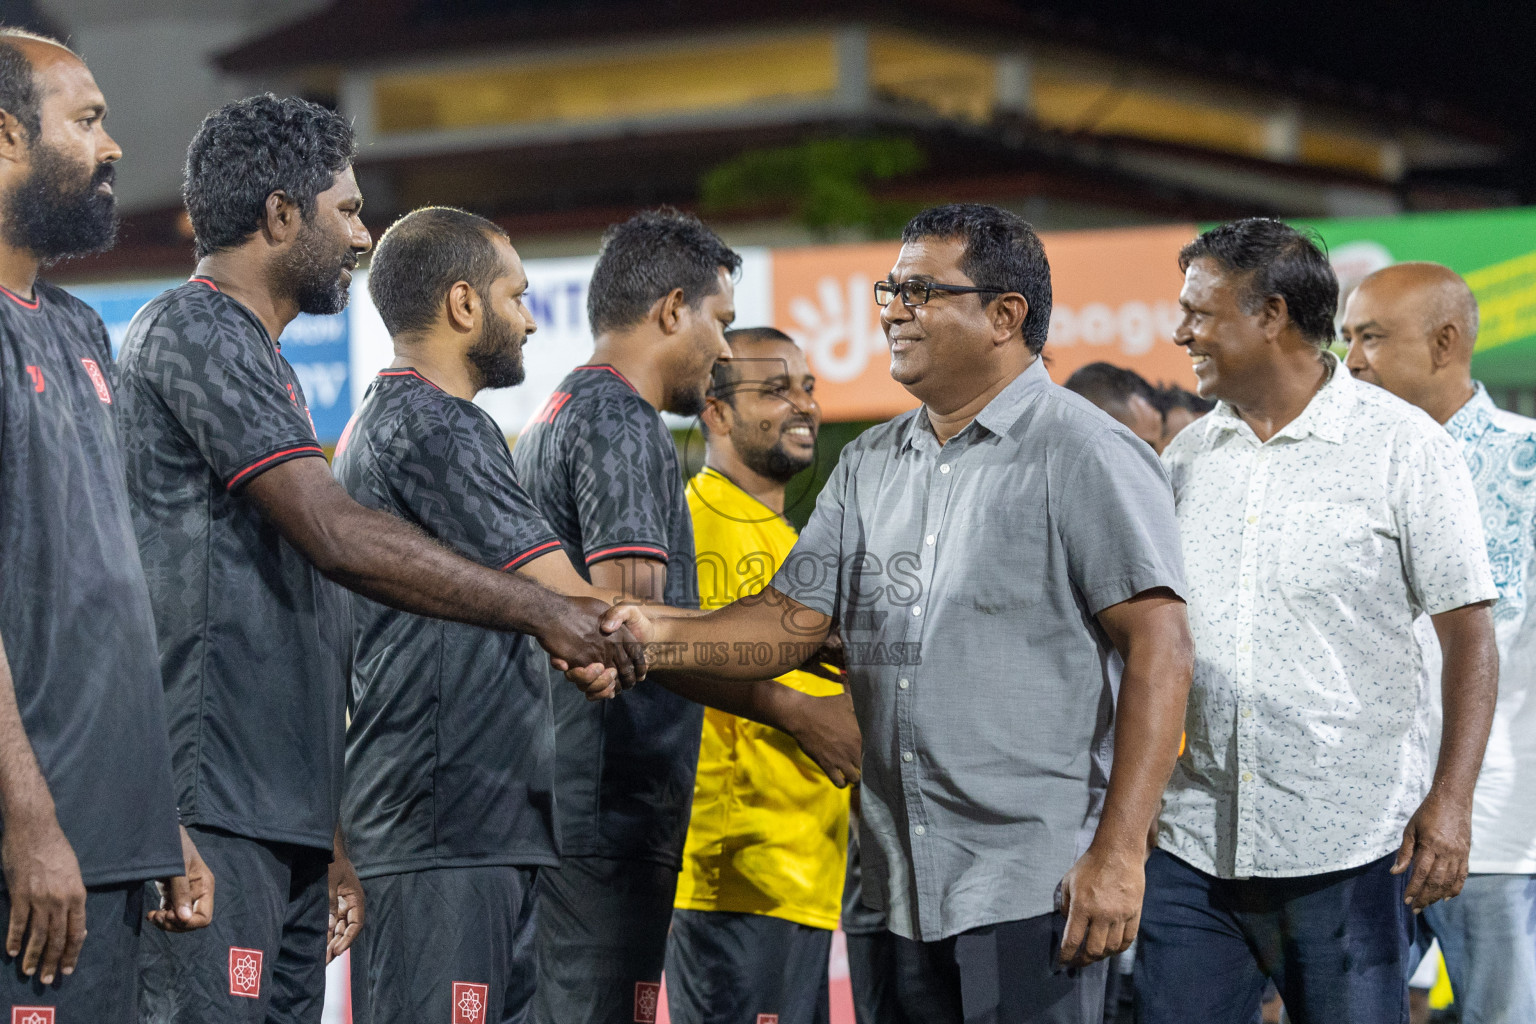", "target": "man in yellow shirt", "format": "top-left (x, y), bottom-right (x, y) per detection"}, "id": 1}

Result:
top-left (666, 327), bottom-right (851, 1024)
